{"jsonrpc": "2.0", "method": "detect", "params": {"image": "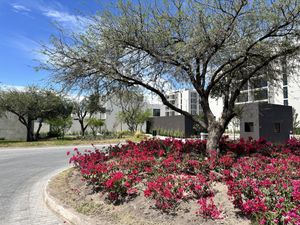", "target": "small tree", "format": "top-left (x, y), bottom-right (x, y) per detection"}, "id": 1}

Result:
top-left (117, 90), bottom-right (148, 132)
top-left (47, 116), bottom-right (72, 138)
top-left (136, 109), bottom-right (151, 131)
top-left (72, 93), bottom-right (105, 136)
top-left (87, 117), bottom-right (105, 137)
